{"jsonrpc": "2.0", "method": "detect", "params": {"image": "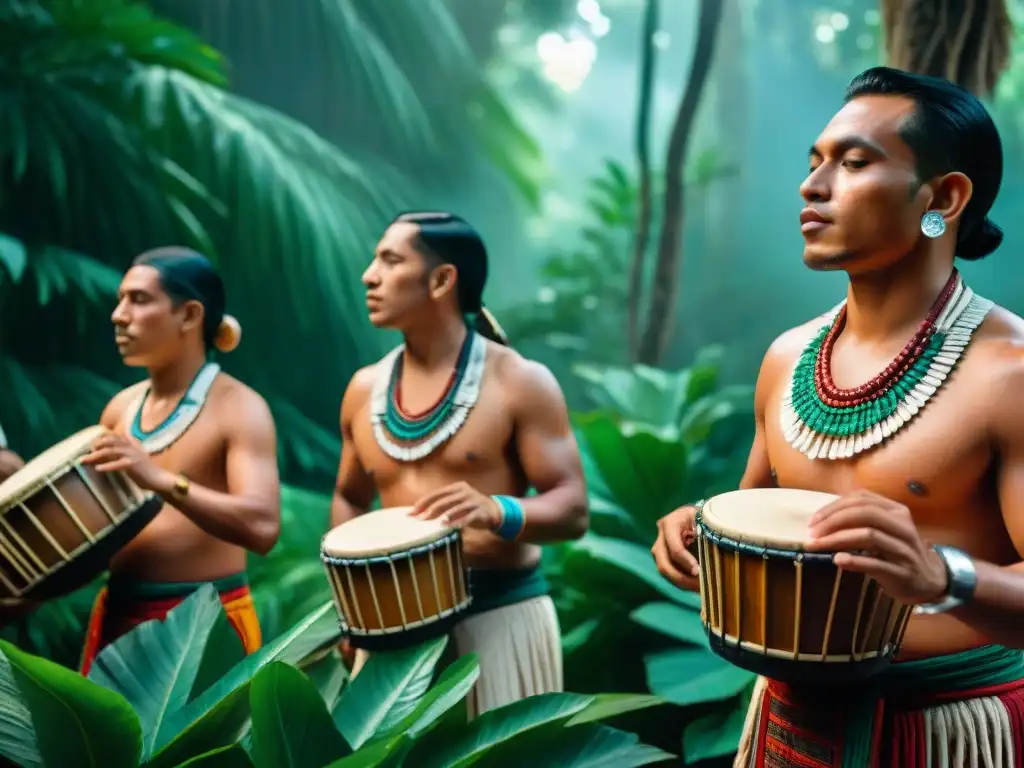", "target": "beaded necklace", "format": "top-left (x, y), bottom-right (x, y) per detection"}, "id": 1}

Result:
top-left (128, 362), bottom-right (221, 455)
top-left (780, 270), bottom-right (992, 460)
top-left (370, 330), bottom-right (487, 462)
